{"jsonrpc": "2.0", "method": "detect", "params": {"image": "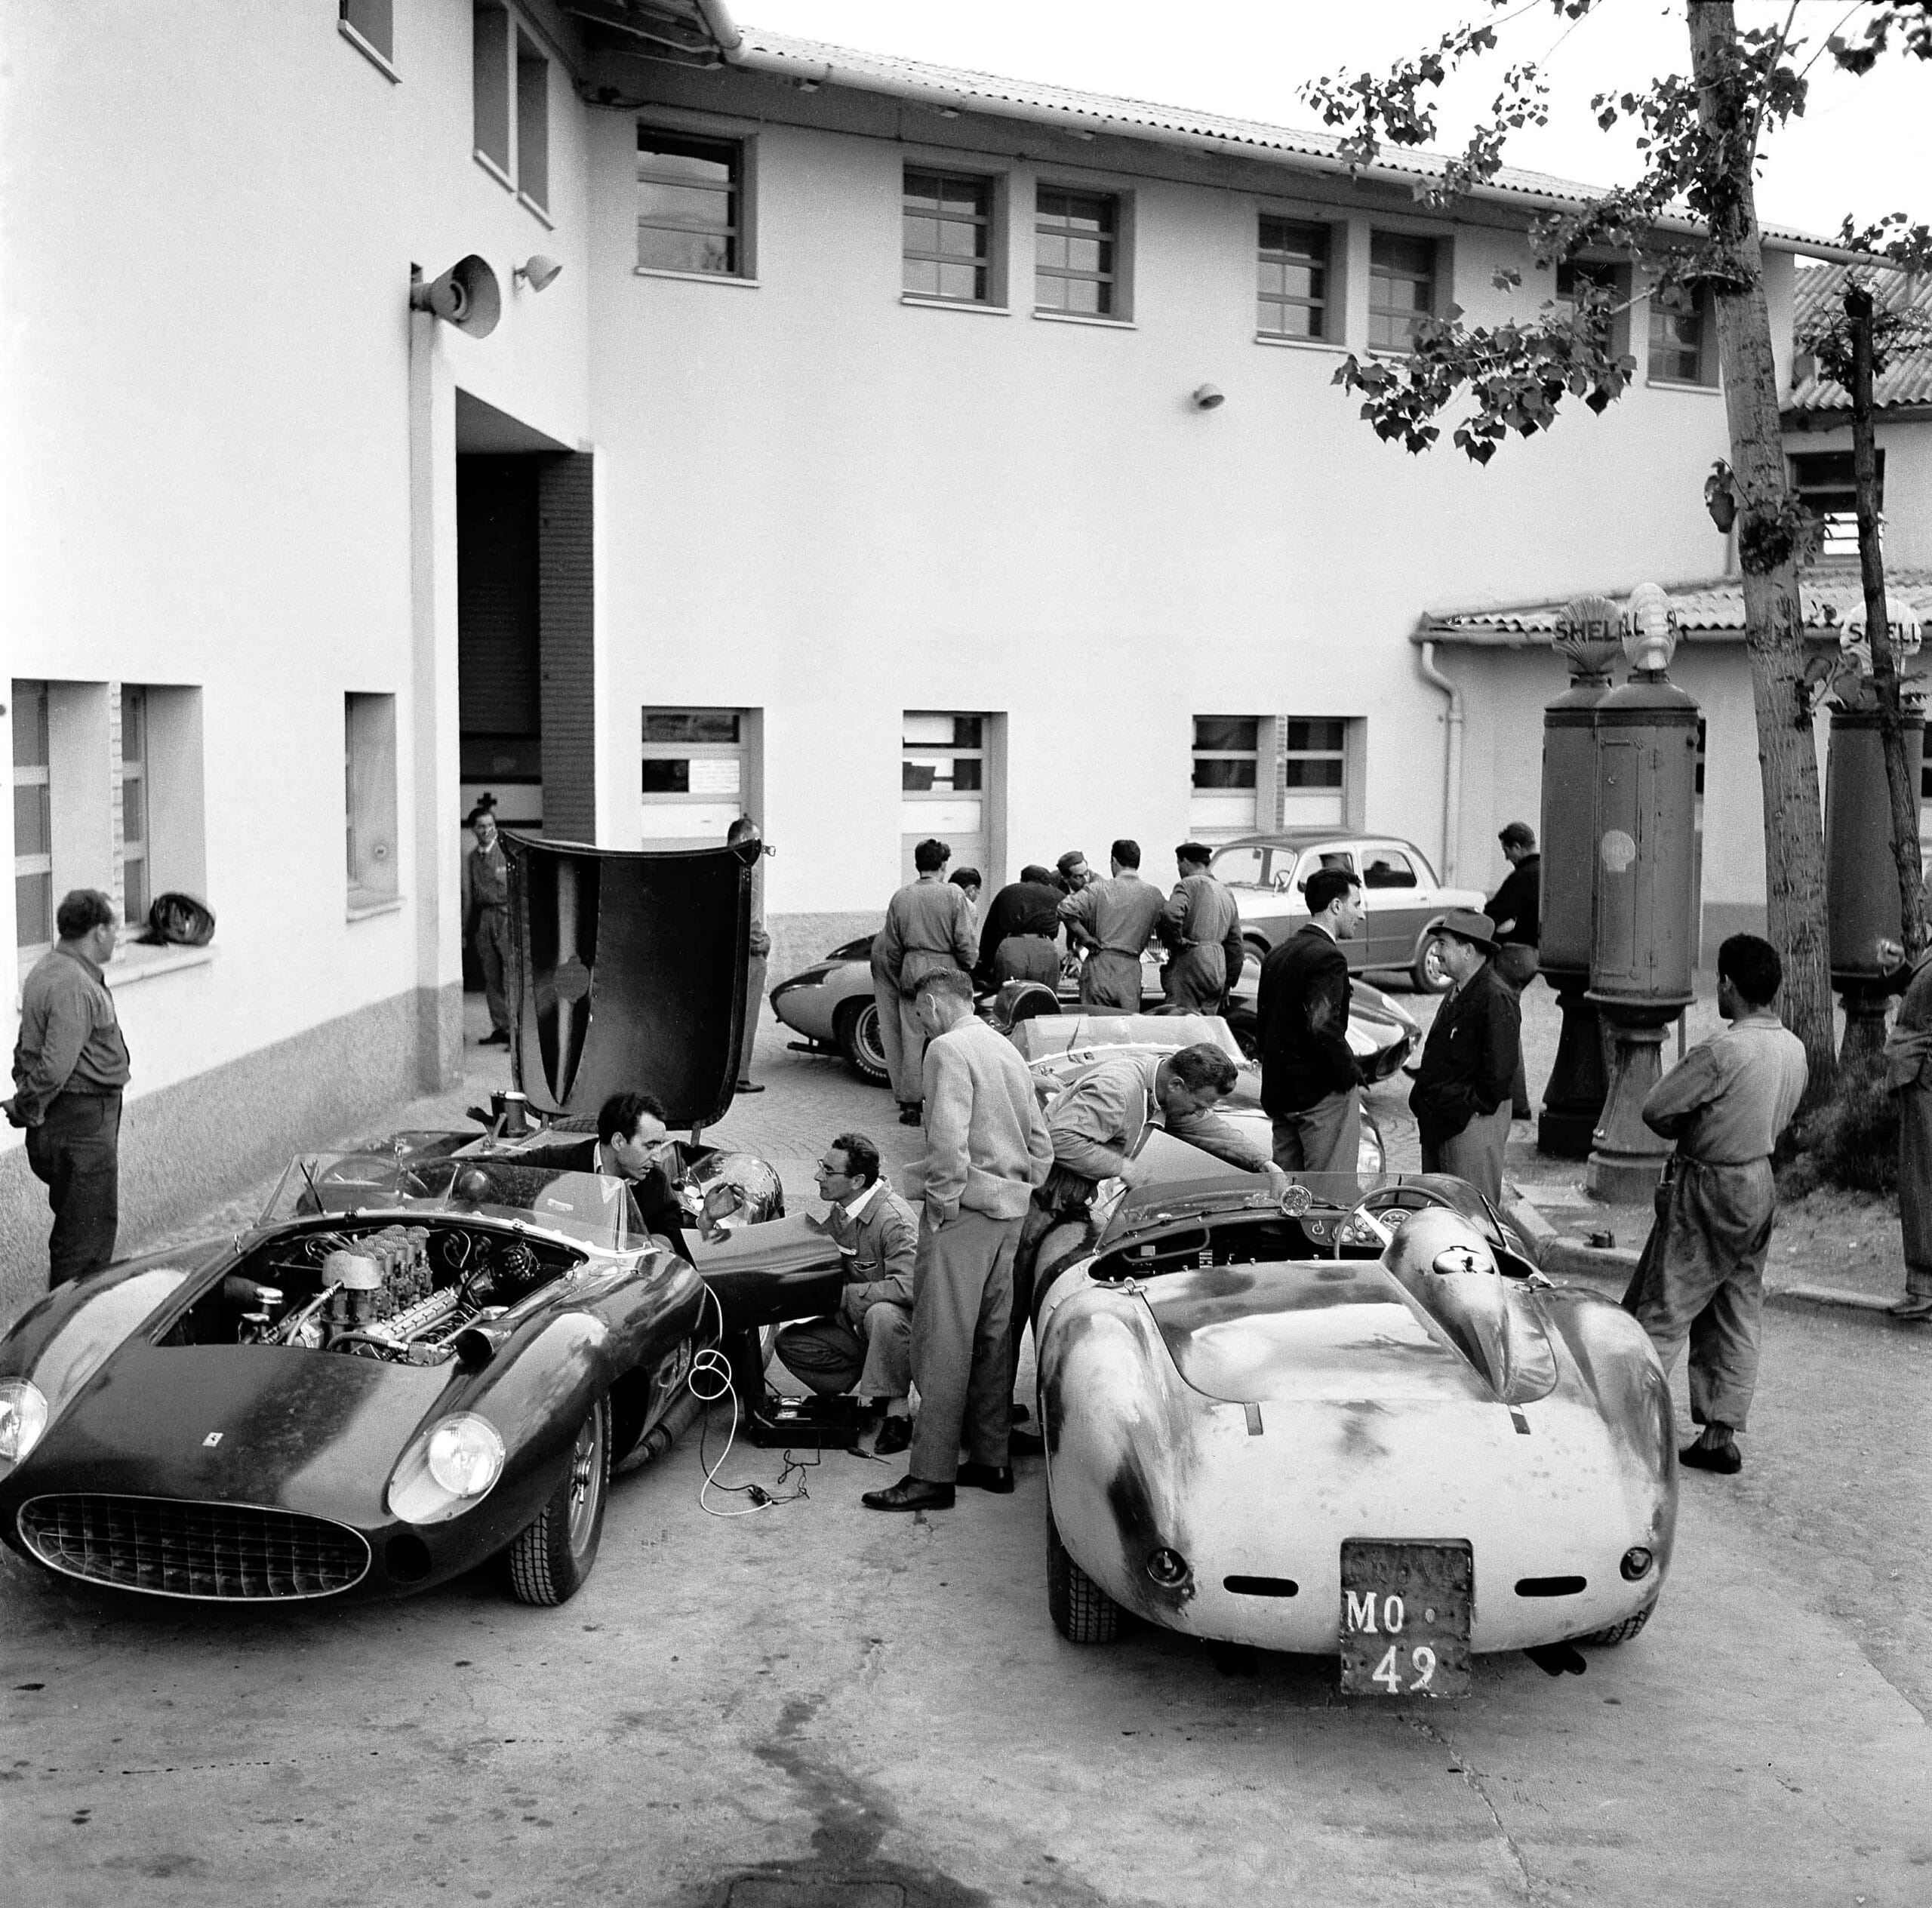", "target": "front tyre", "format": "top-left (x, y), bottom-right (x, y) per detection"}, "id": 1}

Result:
top-left (836, 1000), bottom-right (891, 1085)
top-left (1047, 1491), bottom-right (1123, 1644)
top-left (508, 1394), bottom-right (610, 1605)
